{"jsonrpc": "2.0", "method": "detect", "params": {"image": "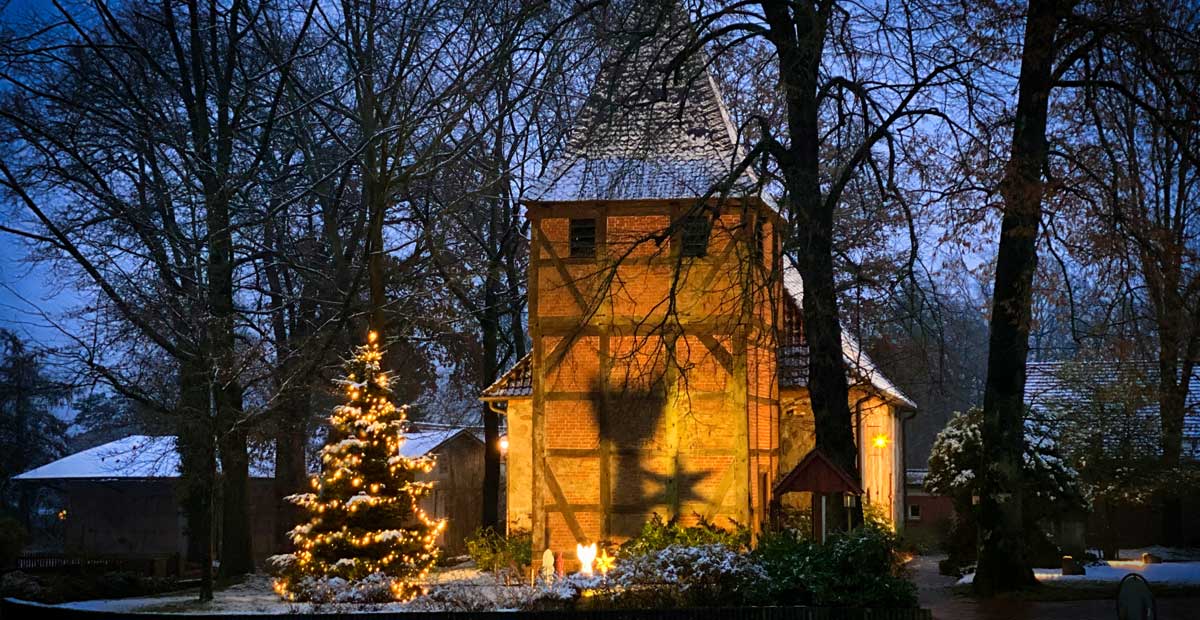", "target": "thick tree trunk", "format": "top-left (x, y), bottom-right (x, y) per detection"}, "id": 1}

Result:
top-left (1155, 315), bottom-right (1187, 545)
top-left (974, 0), bottom-right (1060, 596)
top-left (262, 205), bottom-right (314, 552)
top-left (273, 381), bottom-right (311, 551)
top-left (366, 172), bottom-right (387, 333)
top-left (480, 267), bottom-right (502, 531)
top-left (177, 358), bottom-right (216, 601)
top-left (764, 0), bottom-right (862, 527)
top-left (218, 418), bottom-right (254, 577)
top-left (207, 184), bottom-right (254, 576)
top-left (797, 245), bottom-right (860, 529)
top-left (1158, 364), bottom-right (1186, 545)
